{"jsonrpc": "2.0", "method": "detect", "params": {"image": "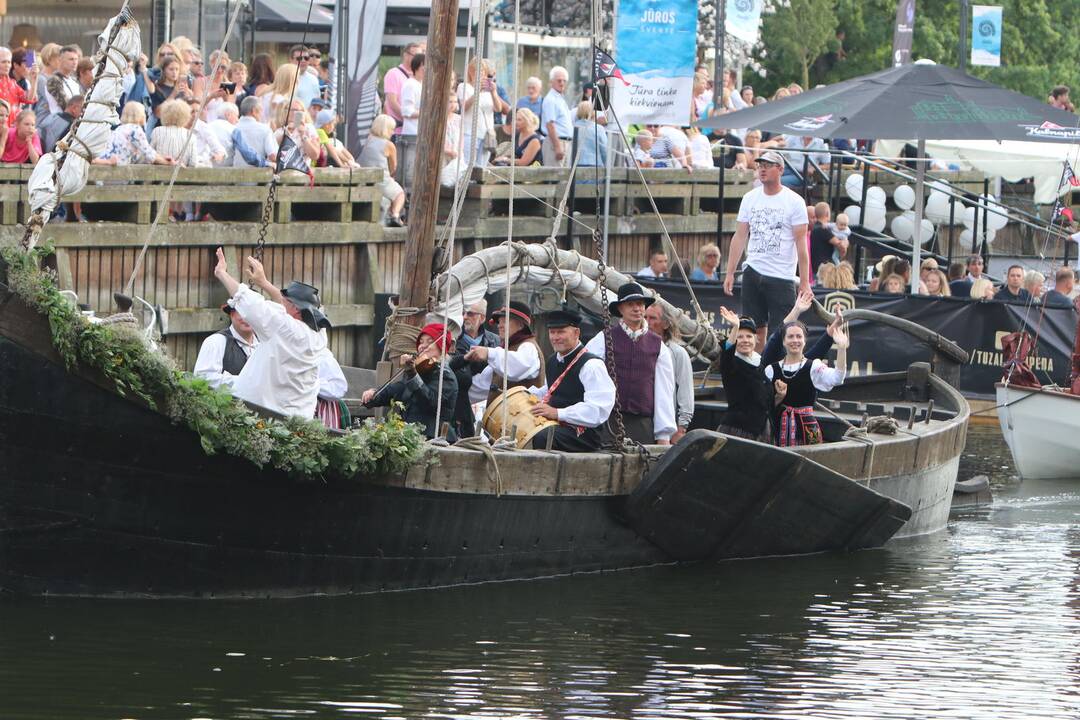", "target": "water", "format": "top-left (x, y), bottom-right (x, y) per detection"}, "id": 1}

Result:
top-left (3, 427), bottom-right (1080, 720)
